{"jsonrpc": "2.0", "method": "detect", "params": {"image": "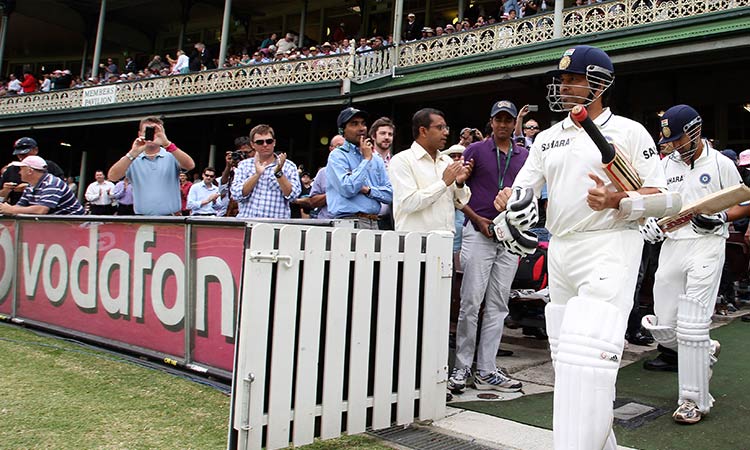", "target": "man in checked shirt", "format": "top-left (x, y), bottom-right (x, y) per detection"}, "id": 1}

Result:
top-left (230, 124), bottom-right (302, 219)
